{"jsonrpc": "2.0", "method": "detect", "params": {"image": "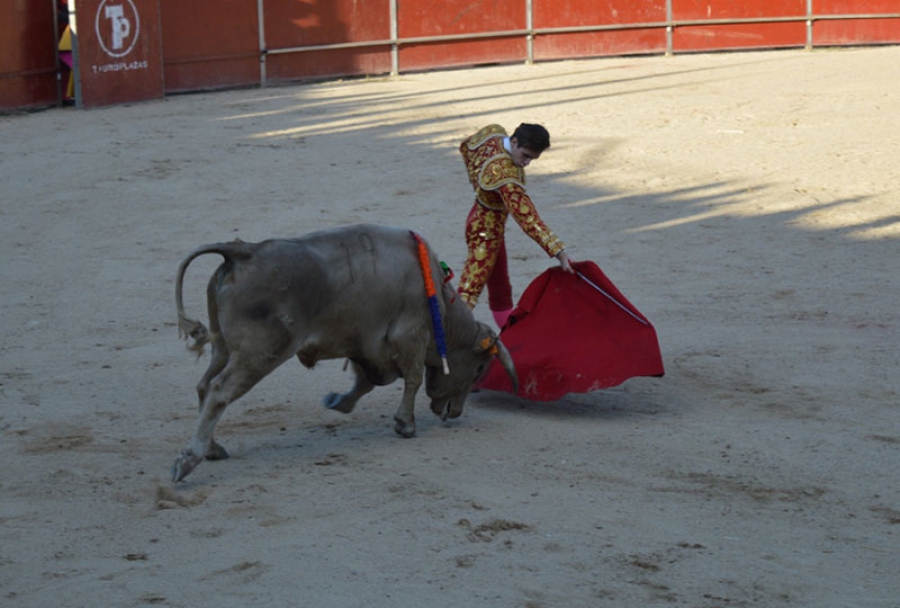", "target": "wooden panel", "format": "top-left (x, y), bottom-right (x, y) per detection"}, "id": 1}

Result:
top-left (75, 0), bottom-right (164, 107)
top-left (399, 0), bottom-right (525, 38)
top-left (531, 0), bottom-right (665, 60)
top-left (264, 0), bottom-right (390, 81)
top-left (814, 18), bottom-right (900, 45)
top-left (672, 0), bottom-right (806, 51)
top-left (817, 0), bottom-right (899, 13)
top-left (265, 0), bottom-right (390, 47)
top-left (814, 0), bottom-right (900, 45)
top-left (534, 30), bottom-right (666, 61)
top-left (674, 22), bottom-right (806, 52)
top-left (159, 0), bottom-right (260, 92)
top-left (0, 0), bottom-right (58, 110)
top-left (534, 0), bottom-right (666, 27)
top-left (673, 0), bottom-right (806, 20)
top-left (265, 46), bottom-right (392, 82)
top-left (399, 39), bottom-right (527, 72)
top-left (396, 0), bottom-right (526, 71)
